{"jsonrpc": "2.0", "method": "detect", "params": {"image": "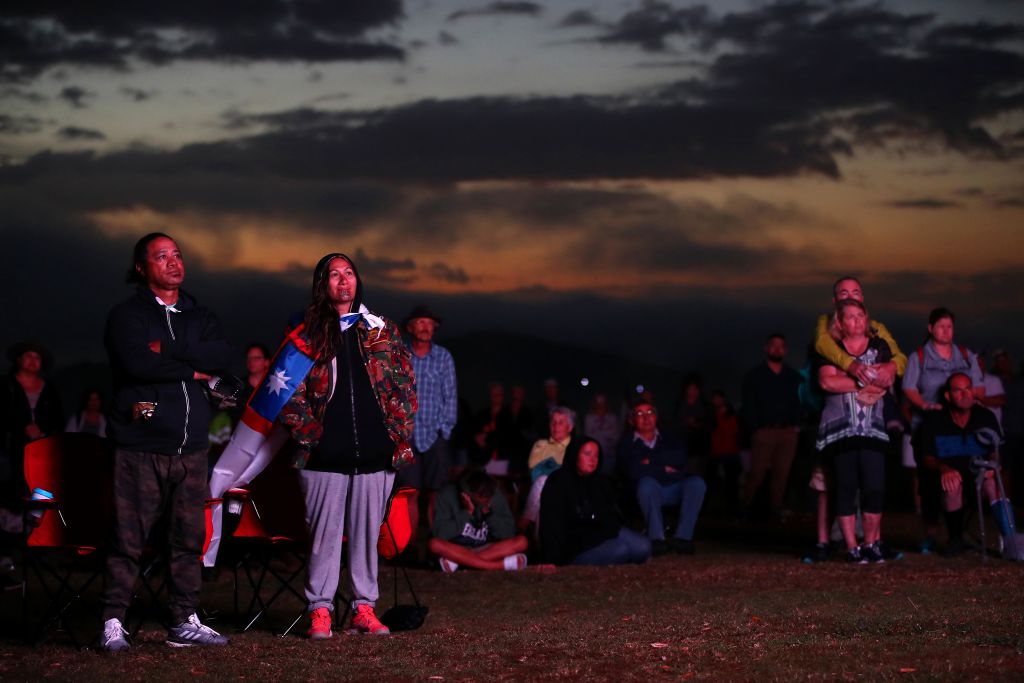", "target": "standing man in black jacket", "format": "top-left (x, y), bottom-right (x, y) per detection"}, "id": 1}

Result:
top-left (739, 333), bottom-right (803, 521)
top-left (100, 233), bottom-right (232, 652)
